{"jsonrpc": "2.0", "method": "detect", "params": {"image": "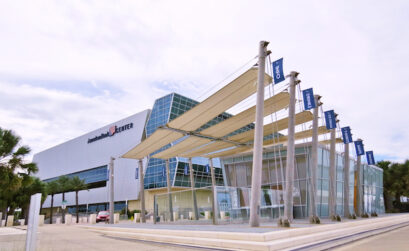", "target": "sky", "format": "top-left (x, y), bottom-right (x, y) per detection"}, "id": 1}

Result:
top-left (0, 0), bottom-right (408, 163)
